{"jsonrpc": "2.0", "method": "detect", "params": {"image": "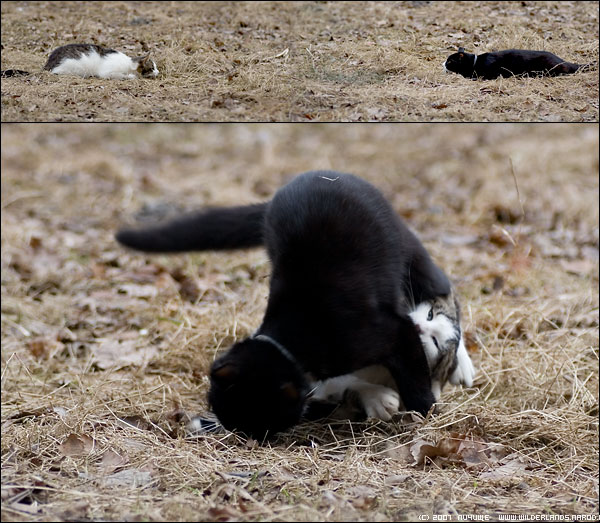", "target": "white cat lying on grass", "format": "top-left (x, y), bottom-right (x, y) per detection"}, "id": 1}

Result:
top-left (1, 43), bottom-right (158, 79)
